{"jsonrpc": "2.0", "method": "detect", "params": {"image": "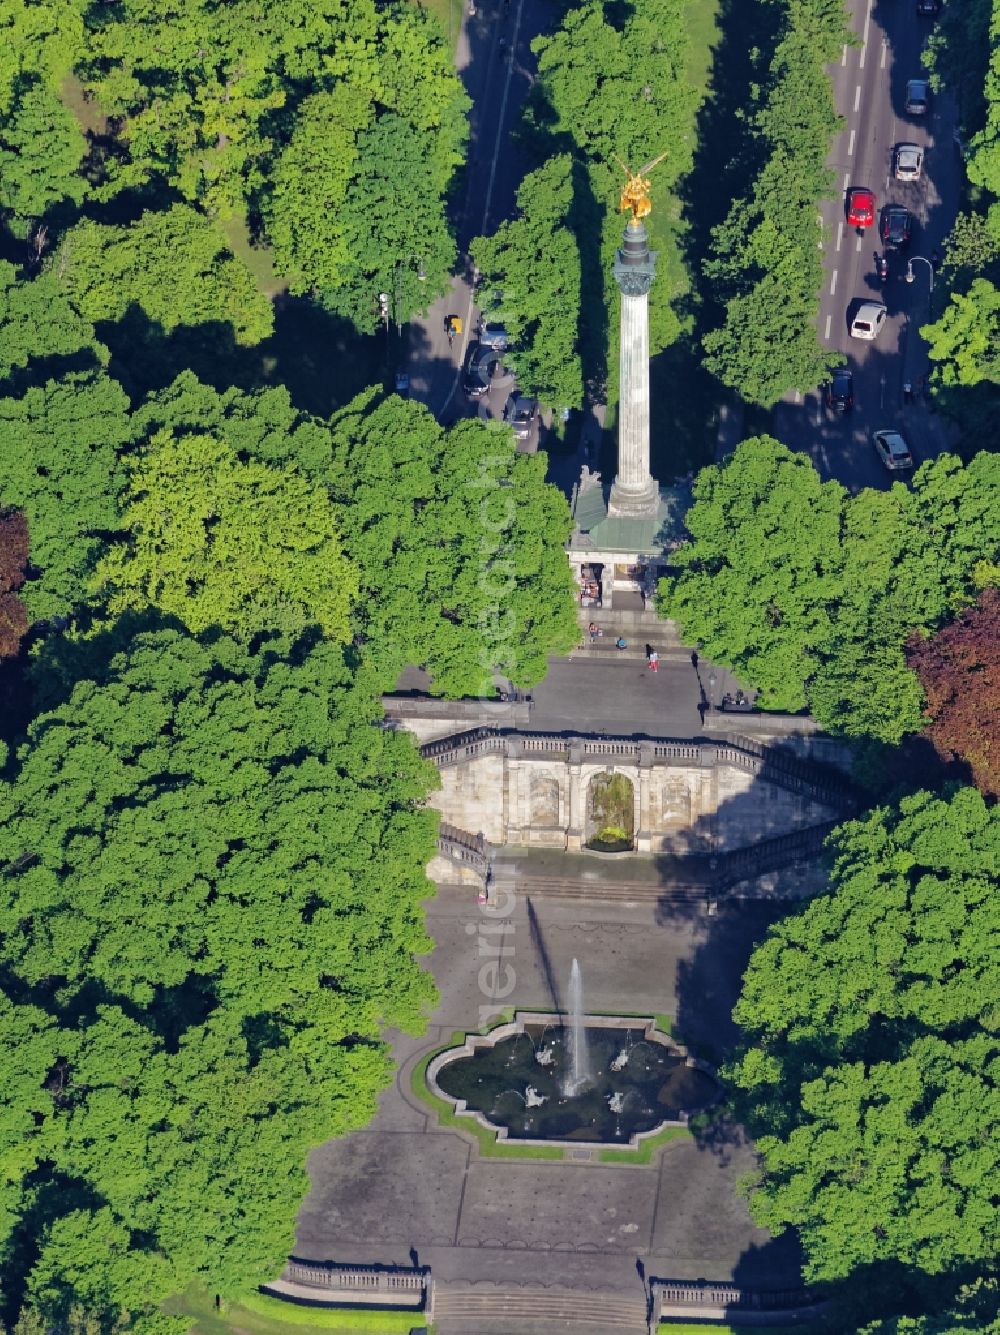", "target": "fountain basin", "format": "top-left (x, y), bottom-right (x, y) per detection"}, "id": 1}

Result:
top-left (426, 1014), bottom-right (720, 1151)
